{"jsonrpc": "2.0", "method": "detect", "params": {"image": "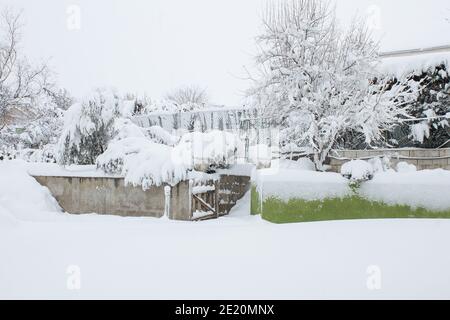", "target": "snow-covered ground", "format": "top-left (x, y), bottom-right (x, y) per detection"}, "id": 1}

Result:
top-left (1, 161), bottom-right (450, 299)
